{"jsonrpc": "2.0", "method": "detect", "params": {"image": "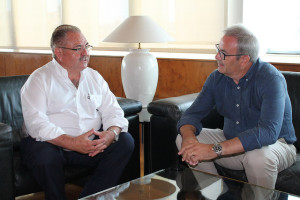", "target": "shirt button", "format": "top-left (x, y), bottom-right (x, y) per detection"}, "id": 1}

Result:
top-left (236, 104), bottom-right (239, 107)
top-left (246, 79), bottom-right (249, 81)
top-left (237, 86), bottom-right (240, 90)
top-left (236, 121), bottom-right (239, 124)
